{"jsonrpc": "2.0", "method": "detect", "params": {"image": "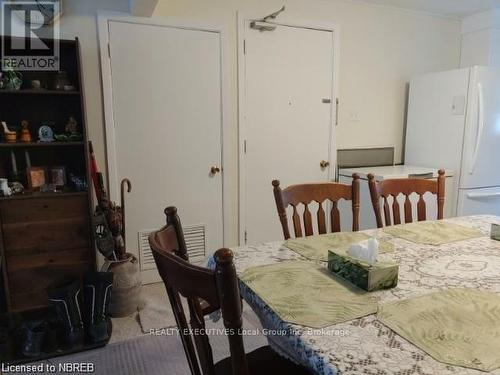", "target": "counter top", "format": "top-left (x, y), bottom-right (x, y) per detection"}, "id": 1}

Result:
top-left (339, 164), bottom-right (454, 180)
